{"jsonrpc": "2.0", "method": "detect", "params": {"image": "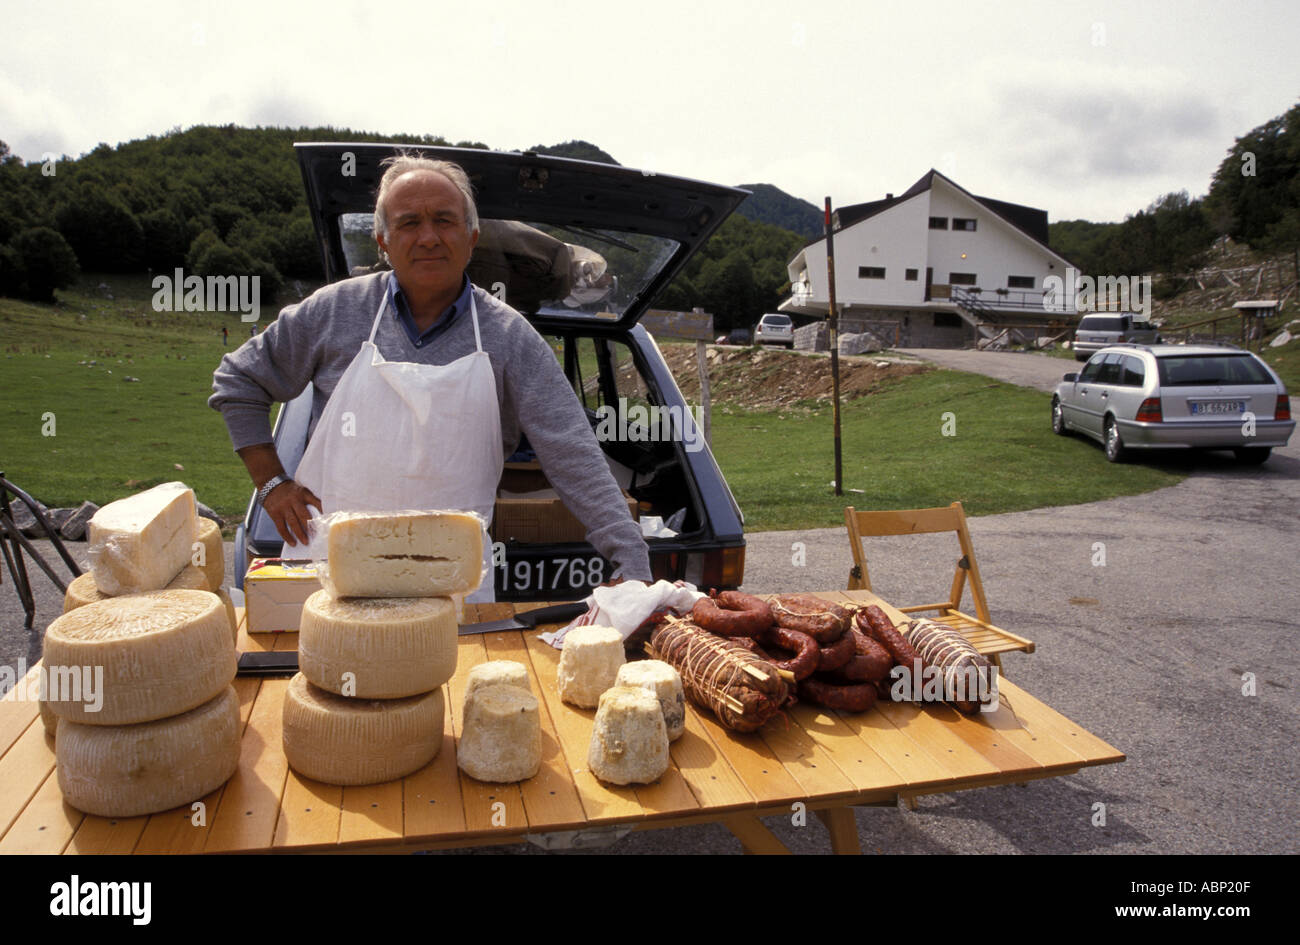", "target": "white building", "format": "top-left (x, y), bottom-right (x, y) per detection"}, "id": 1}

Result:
top-left (781, 169), bottom-right (1077, 347)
